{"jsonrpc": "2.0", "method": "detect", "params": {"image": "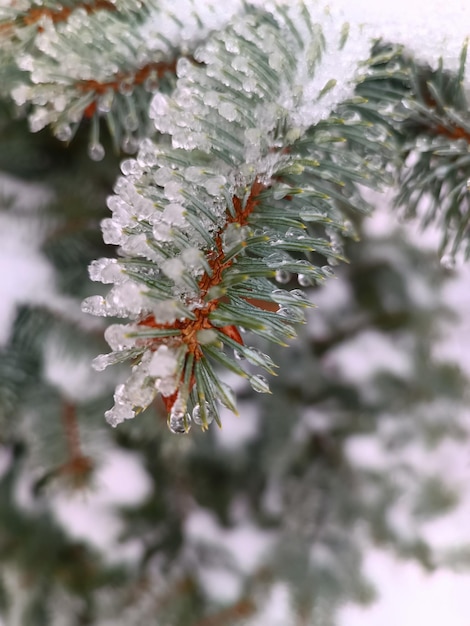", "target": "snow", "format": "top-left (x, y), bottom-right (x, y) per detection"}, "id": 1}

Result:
top-left (0, 174), bottom-right (55, 346)
top-left (185, 507), bottom-right (275, 602)
top-left (50, 449), bottom-right (152, 563)
top-left (335, 0), bottom-right (470, 85)
top-left (339, 550), bottom-right (470, 626)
